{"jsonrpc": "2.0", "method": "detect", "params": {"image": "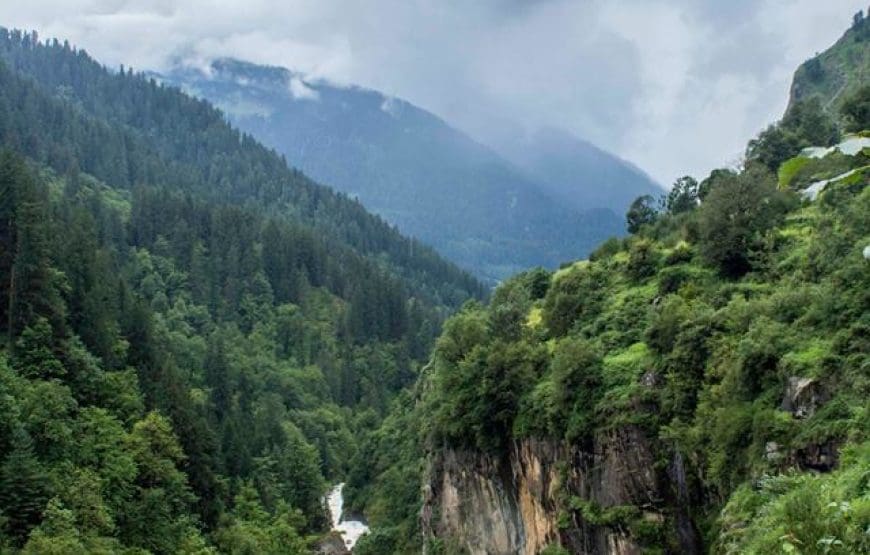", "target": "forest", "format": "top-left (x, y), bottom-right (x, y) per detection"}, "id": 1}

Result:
top-left (0, 11), bottom-right (869, 555)
top-left (0, 29), bottom-right (484, 553)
